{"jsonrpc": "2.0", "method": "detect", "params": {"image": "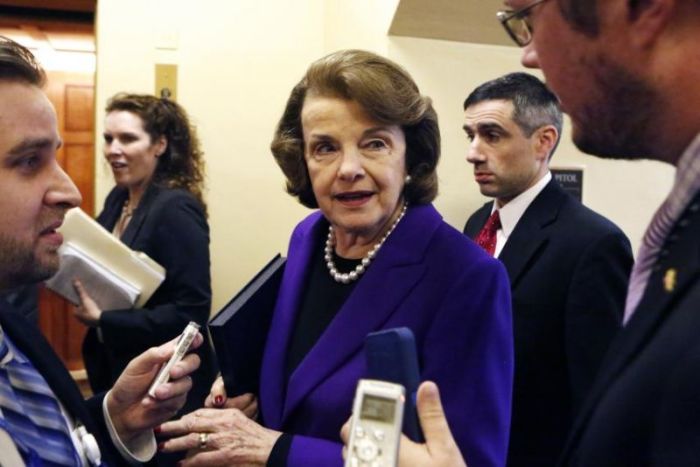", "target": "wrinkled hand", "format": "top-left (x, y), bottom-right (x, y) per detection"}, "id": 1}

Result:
top-left (204, 376), bottom-right (258, 419)
top-left (106, 332), bottom-right (203, 444)
top-left (341, 381), bottom-right (467, 467)
top-left (158, 408), bottom-right (282, 466)
top-left (72, 279), bottom-right (102, 326)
